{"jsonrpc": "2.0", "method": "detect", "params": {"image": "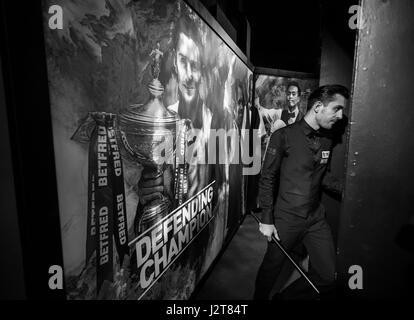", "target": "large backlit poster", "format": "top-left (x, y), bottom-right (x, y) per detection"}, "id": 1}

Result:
top-left (254, 74), bottom-right (318, 157)
top-left (42, 0), bottom-right (253, 299)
